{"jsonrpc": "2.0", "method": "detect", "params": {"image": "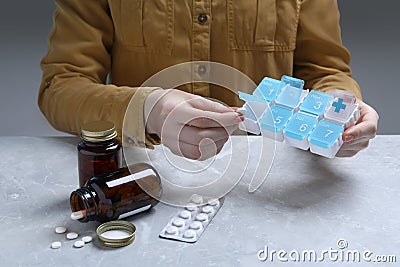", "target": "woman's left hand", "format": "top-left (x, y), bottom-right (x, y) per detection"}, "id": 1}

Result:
top-left (336, 100), bottom-right (379, 157)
